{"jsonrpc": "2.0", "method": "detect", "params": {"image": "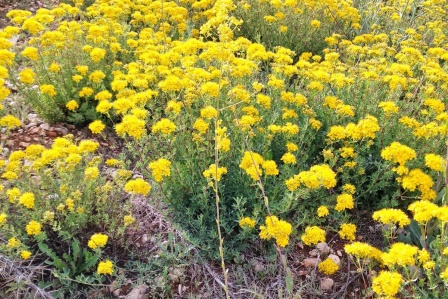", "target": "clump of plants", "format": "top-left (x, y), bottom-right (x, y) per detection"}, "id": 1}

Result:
top-left (1, 0), bottom-right (448, 297)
